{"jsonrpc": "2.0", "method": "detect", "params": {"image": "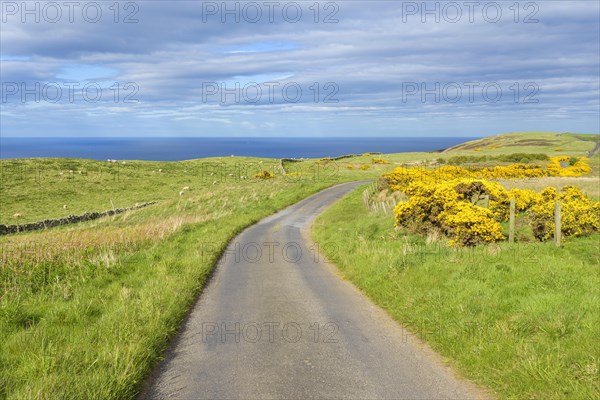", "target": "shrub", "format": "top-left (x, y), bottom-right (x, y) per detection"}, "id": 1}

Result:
top-left (394, 179), bottom-right (505, 245)
top-left (454, 179), bottom-right (509, 220)
top-left (568, 157), bottom-right (579, 166)
top-left (360, 164), bottom-right (371, 170)
top-left (507, 188), bottom-right (536, 212)
top-left (445, 153), bottom-right (548, 165)
top-left (528, 186), bottom-right (600, 240)
top-left (254, 170), bottom-right (275, 179)
top-left (372, 158), bottom-right (390, 164)
top-left (385, 160), bottom-right (597, 246)
top-left (394, 181), bottom-right (459, 229)
top-left (547, 156), bottom-right (592, 177)
top-left (382, 156), bottom-right (591, 188)
top-left (439, 202), bottom-right (505, 246)
top-left (479, 163), bottom-right (545, 179)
